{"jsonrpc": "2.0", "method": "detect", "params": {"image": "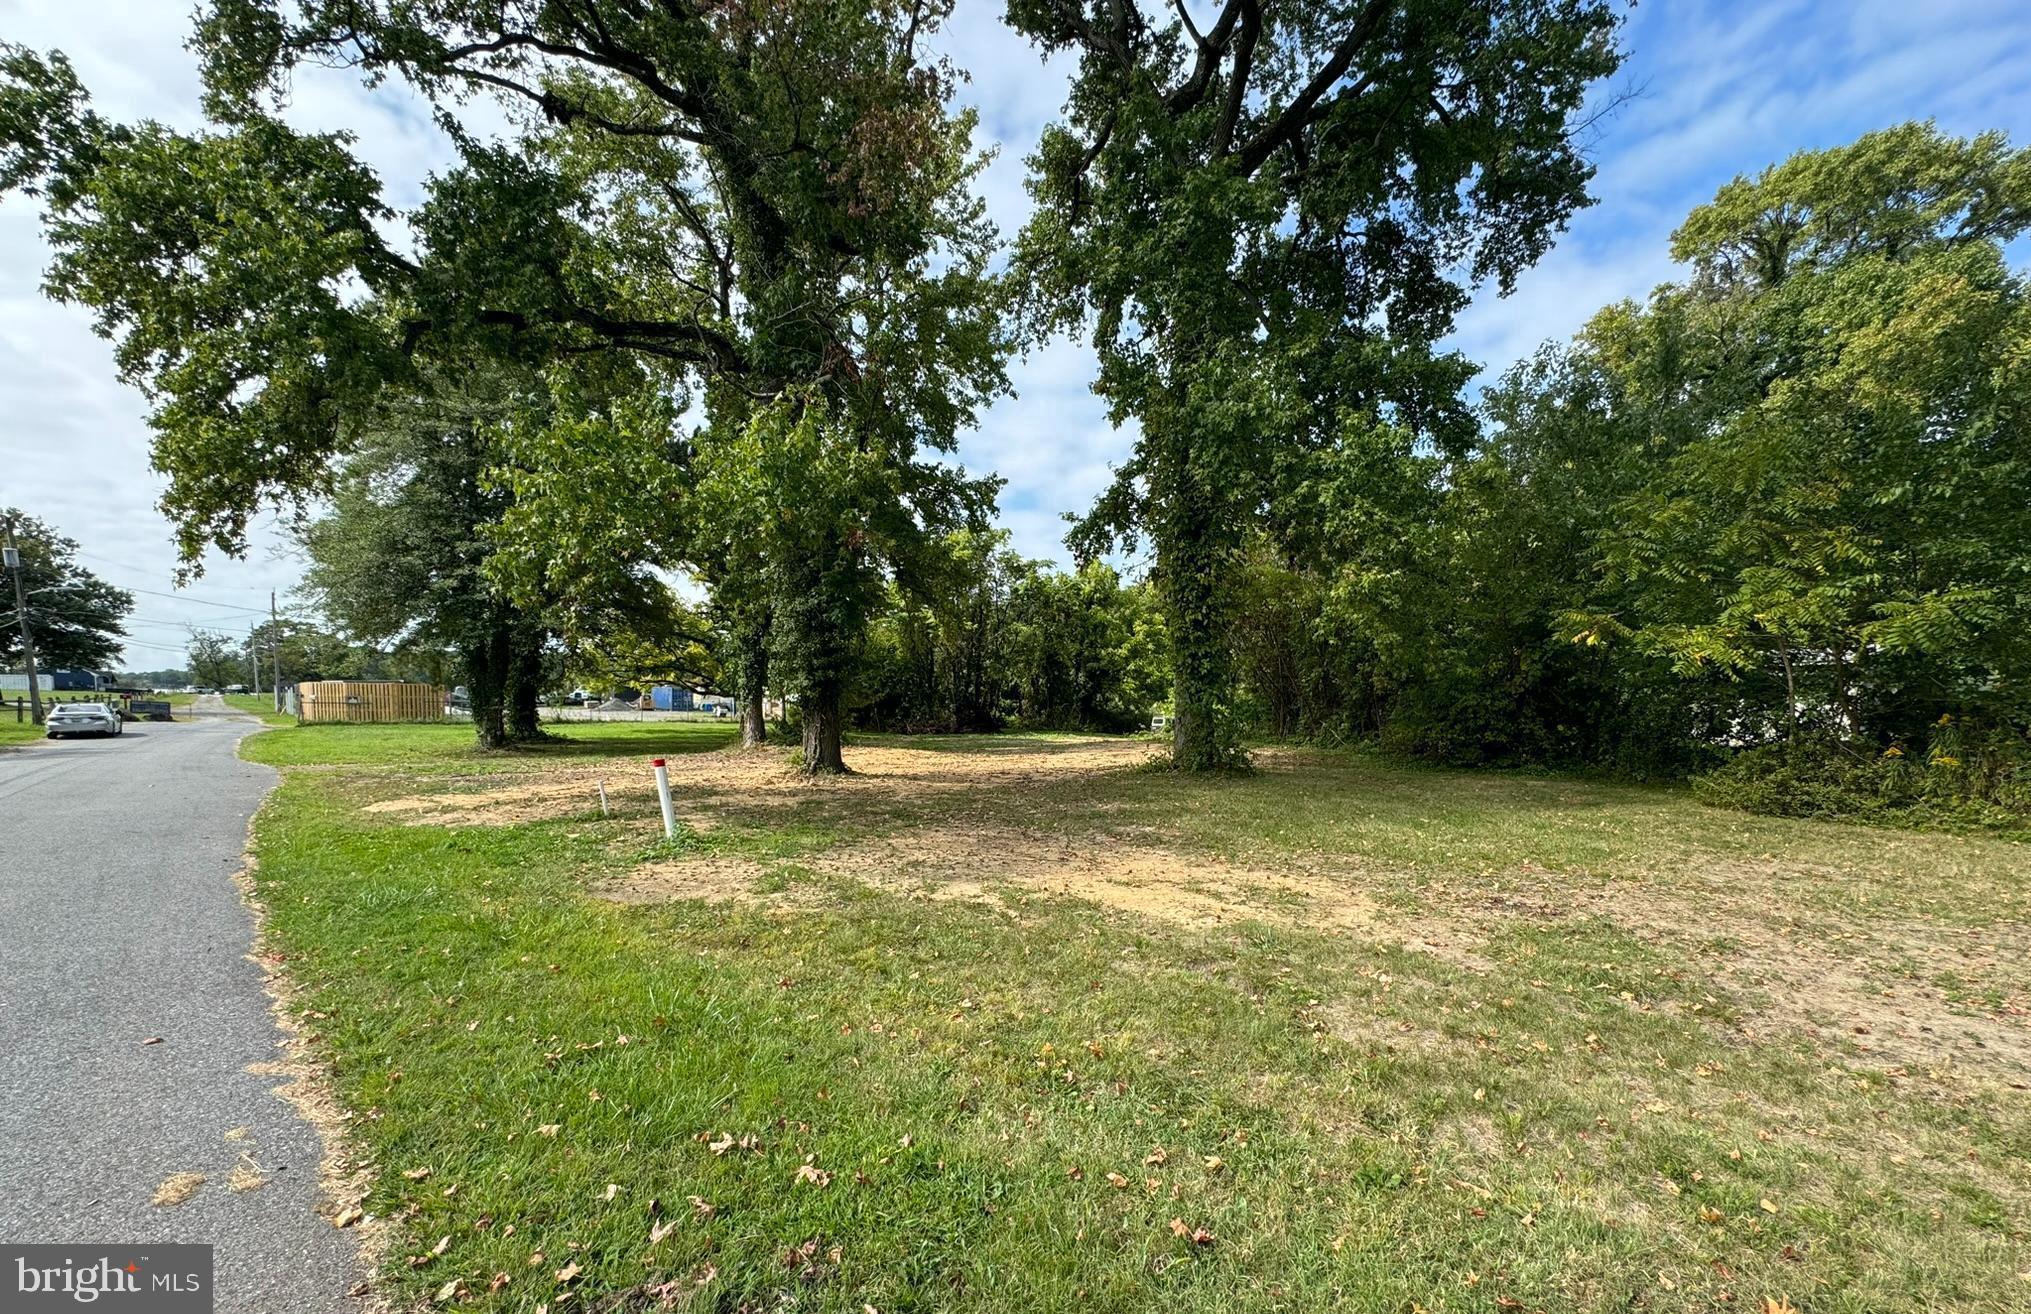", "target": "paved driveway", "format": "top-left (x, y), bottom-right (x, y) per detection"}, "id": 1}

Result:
top-left (0, 711), bottom-right (358, 1311)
